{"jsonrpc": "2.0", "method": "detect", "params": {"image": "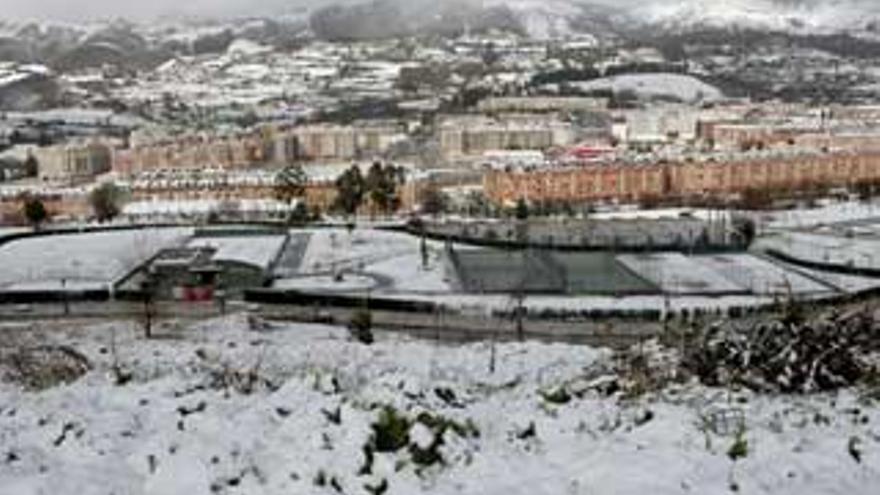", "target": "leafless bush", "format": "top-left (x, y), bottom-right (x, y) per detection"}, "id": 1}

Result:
top-left (681, 307), bottom-right (880, 393)
top-left (564, 340), bottom-right (682, 400)
top-left (195, 348), bottom-right (277, 395)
